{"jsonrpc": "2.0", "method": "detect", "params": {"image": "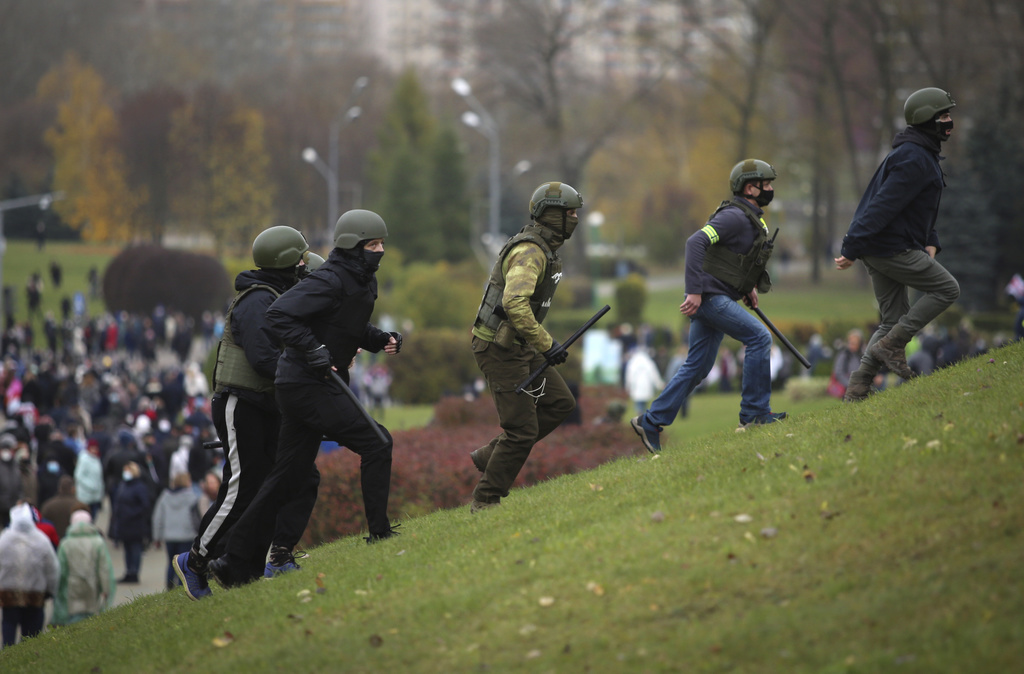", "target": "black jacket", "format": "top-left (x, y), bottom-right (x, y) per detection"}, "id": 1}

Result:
top-left (223, 268), bottom-right (296, 412)
top-left (266, 249), bottom-right (390, 386)
top-left (841, 127), bottom-right (945, 260)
